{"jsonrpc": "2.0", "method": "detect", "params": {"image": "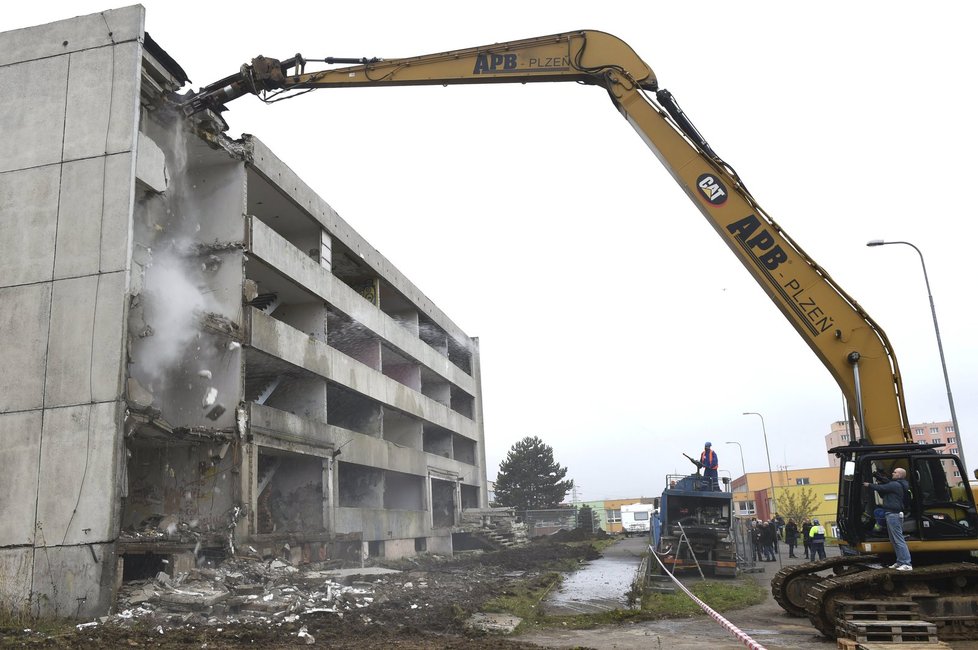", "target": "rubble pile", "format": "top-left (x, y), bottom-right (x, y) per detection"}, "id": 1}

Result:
top-left (11, 536), bottom-right (605, 649)
top-left (105, 557), bottom-right (394, 632)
